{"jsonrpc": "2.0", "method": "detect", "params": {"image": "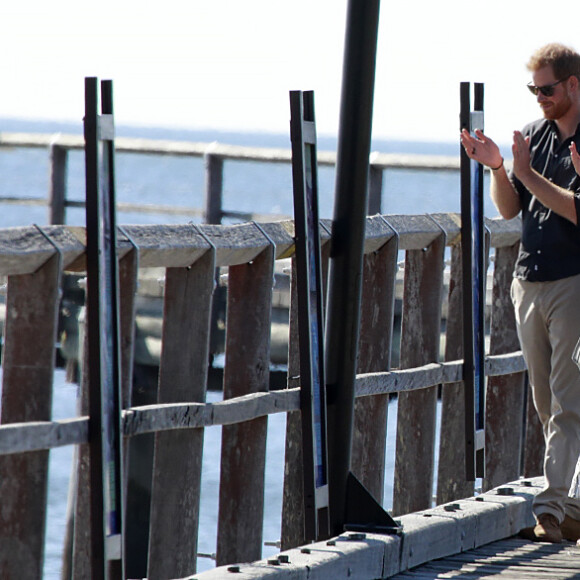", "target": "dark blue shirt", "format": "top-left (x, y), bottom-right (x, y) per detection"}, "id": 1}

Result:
top-left (512, 118), bottom-right (580, 281)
